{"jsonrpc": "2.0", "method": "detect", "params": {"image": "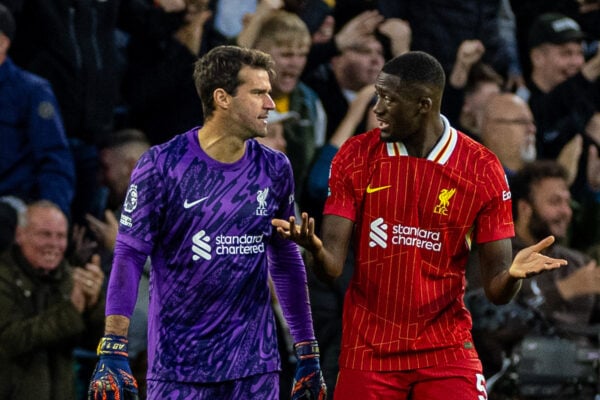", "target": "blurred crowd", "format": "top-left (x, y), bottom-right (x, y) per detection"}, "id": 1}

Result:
top-left (1, 0), bottom-right (600, 399)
